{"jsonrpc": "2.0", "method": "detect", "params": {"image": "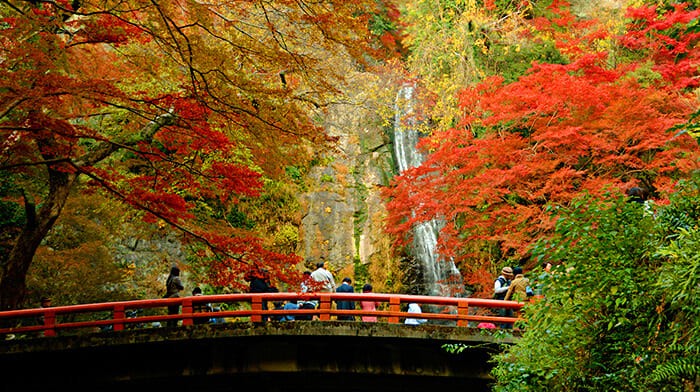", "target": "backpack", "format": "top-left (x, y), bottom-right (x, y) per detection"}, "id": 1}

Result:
top-left (493, 276), bottom-right (509, 299)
